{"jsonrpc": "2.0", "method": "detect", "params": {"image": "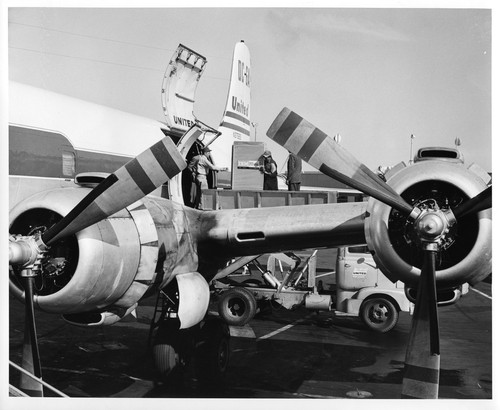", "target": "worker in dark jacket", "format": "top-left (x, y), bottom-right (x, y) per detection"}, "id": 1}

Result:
top-left (287, 152), bottom-right (302, 191)
top-left (189, 146), bottom-right (226, 209)
top-left (261, 150), bottom-right (278, 190)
